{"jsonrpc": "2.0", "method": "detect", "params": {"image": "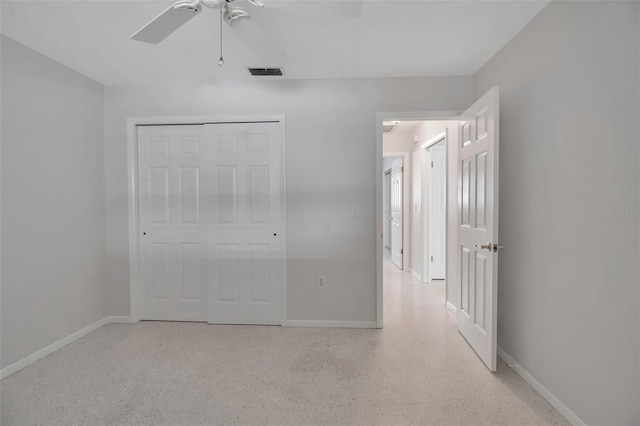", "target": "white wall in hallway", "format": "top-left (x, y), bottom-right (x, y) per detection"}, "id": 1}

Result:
top-left (475, 2), bottom-right (639, 424)
top-left (1, 36), bottom-right (106, 369)
top-left (104, 77), bottom-right (474, 322)
top-left (383, 127), bottom-right (415, 154)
